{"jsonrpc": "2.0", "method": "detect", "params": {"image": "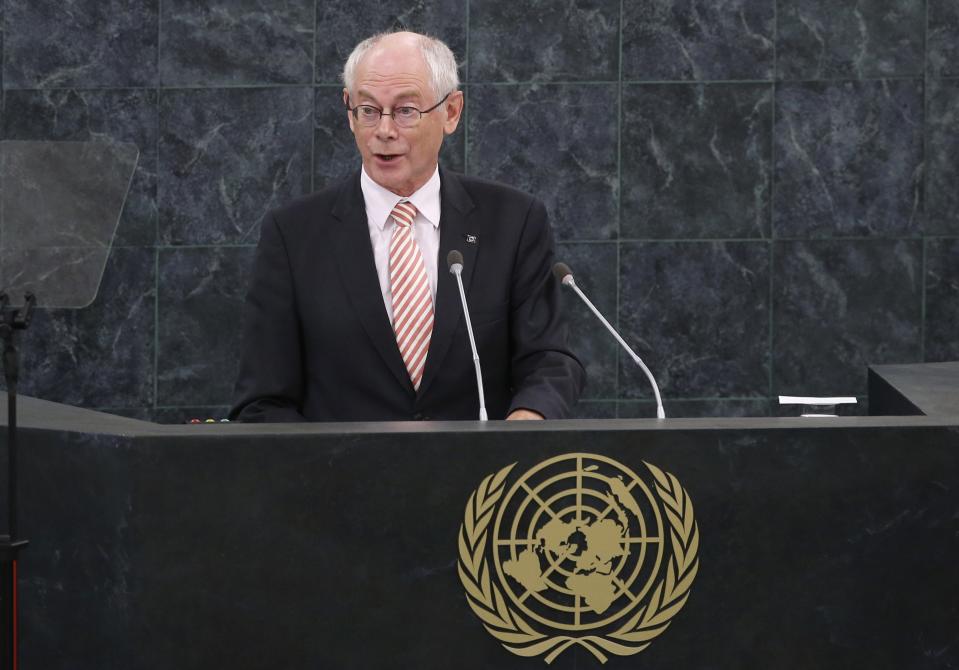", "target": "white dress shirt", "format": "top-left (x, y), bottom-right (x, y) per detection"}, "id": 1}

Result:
top-left (360, 166), bottom-right (442, 326)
